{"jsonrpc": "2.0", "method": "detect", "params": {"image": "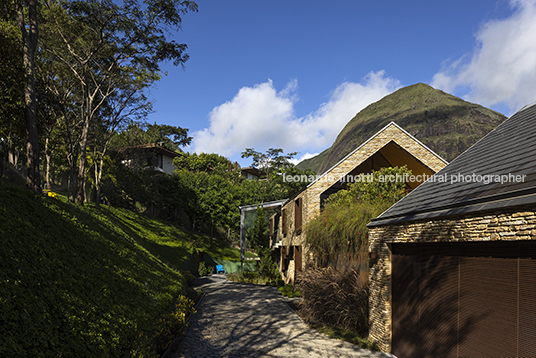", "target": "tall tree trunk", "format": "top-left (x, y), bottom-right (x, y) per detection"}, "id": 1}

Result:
top-left (17, 0), bottom-right (41, 192)
top-left (44, 136), bottom-right (52, 190)
top-left (76, 118), bottom-right (89, 205)
top-left (94, 143), bottom-right (108, 209)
